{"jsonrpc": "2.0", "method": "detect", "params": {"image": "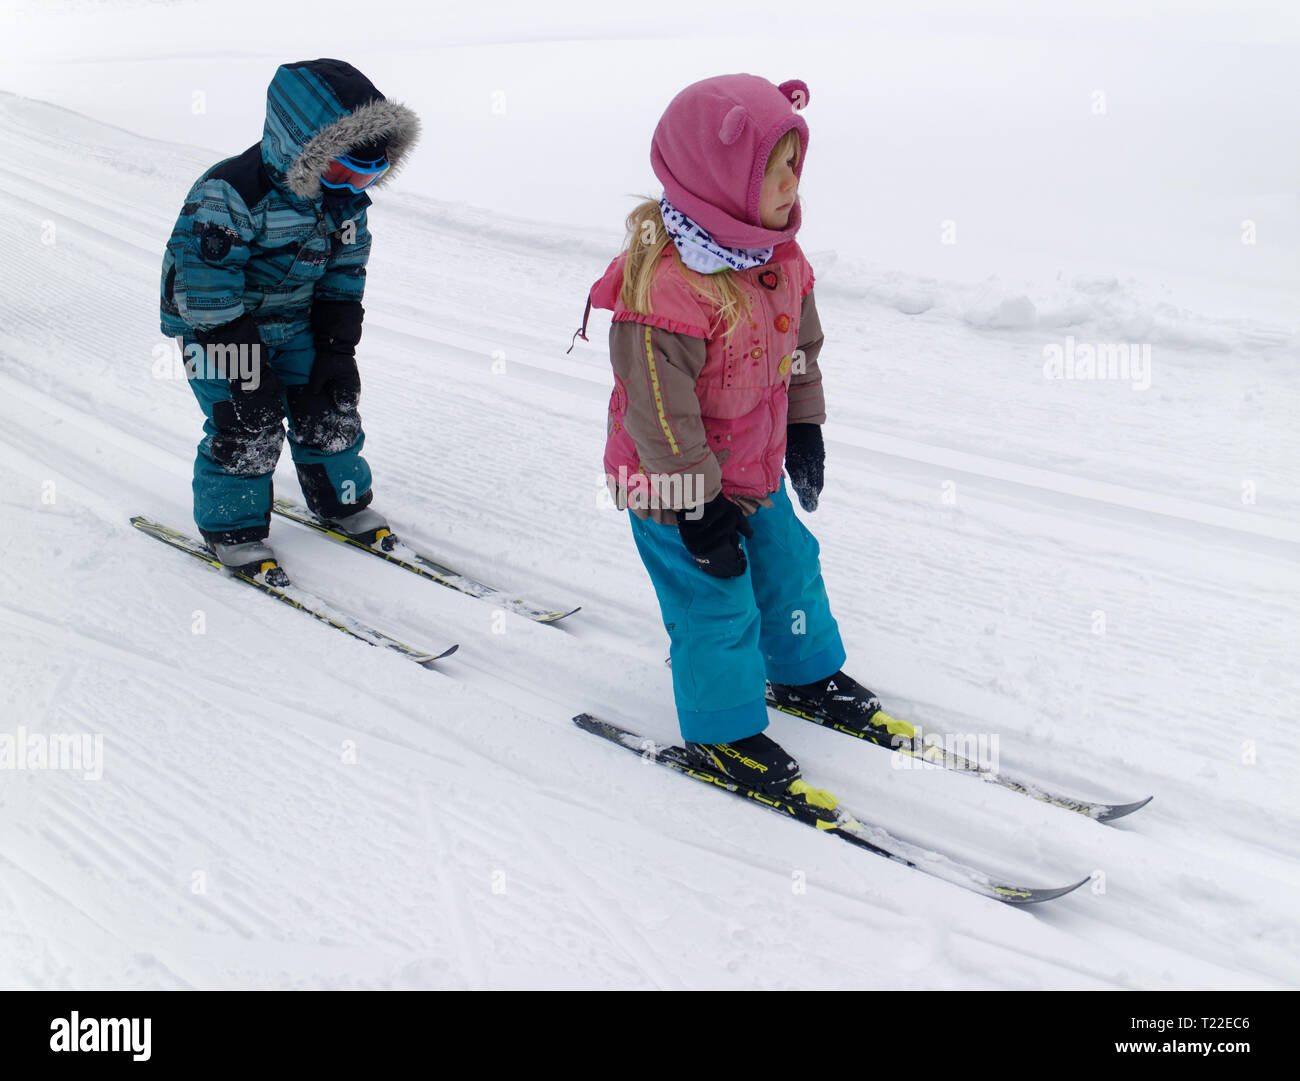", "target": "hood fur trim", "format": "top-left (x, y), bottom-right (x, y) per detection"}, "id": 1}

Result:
top-left (285, 98), bottom-right (421, 200)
